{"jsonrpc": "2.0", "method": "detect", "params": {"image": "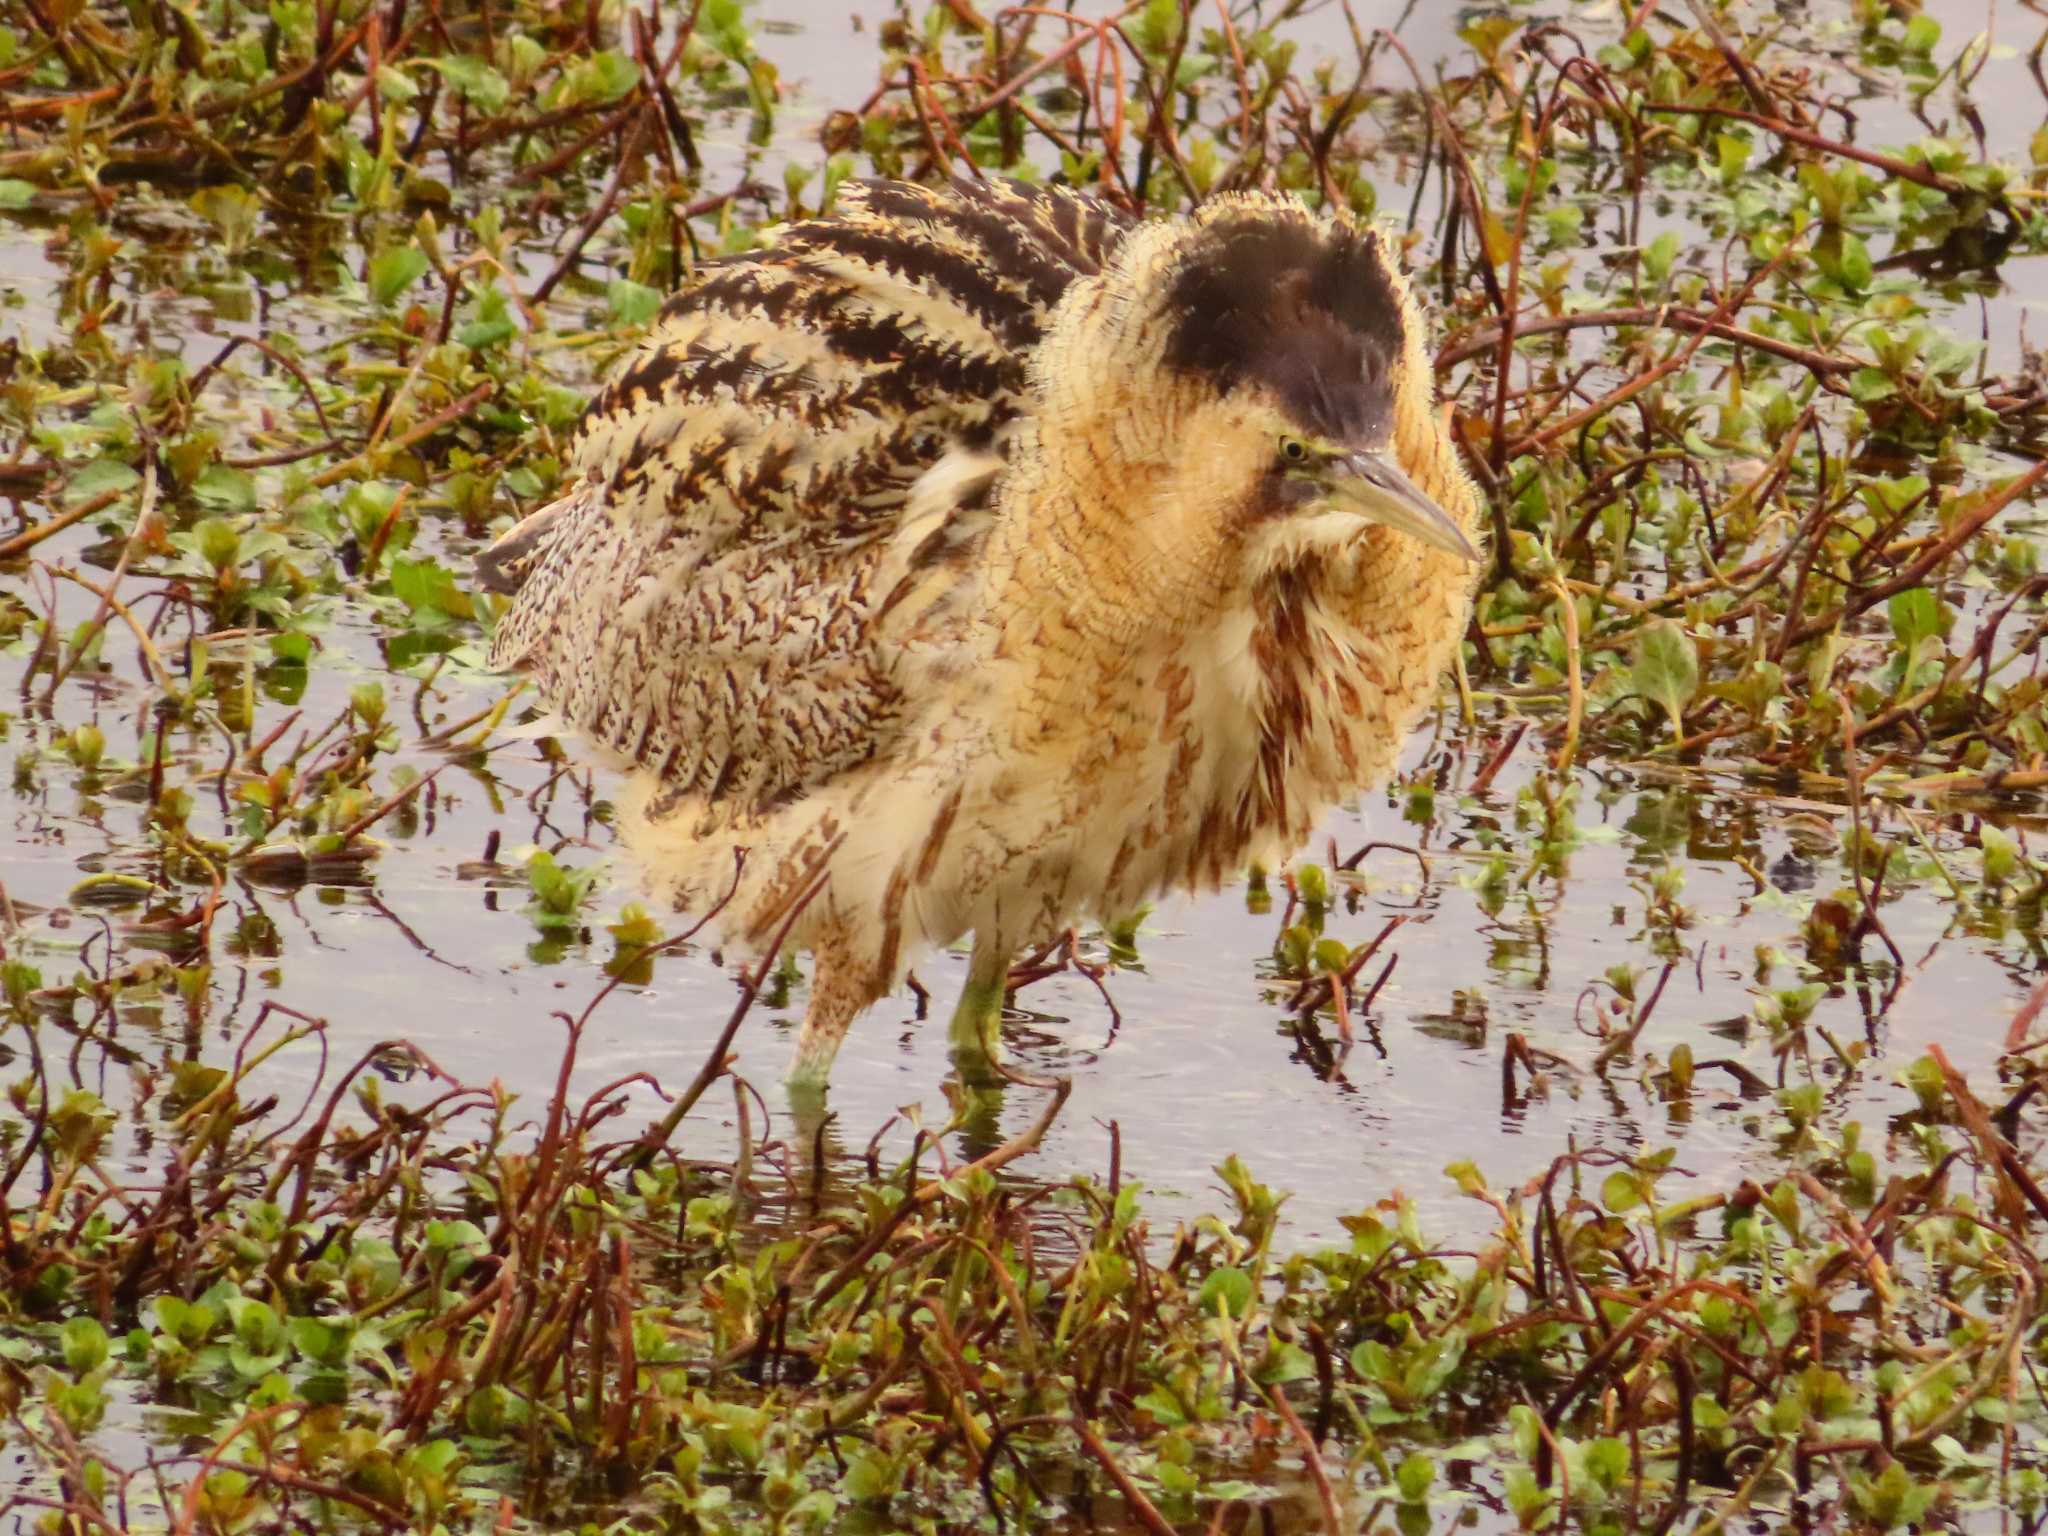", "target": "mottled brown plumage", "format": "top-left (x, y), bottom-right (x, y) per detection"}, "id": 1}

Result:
top-left (483, 177), bottom-right (1481, 1087)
